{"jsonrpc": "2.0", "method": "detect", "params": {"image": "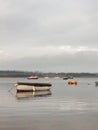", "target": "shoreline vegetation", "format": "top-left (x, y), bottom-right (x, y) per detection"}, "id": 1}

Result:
top-left (0, 70), bottom-right (98, 78)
